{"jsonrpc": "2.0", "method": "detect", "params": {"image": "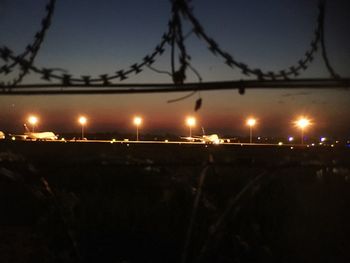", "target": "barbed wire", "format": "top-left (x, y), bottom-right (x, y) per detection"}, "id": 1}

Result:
top-left (178, 0), bottom-right (325, 80)
top-left (0, 0), bottom-right (56, 82)
top-left (0, 1), bottom-right (195, 88)
top-left (0, 32), bottom-right (170, 87)
top-left (170, 0), bottom-right (191, 85)
top-left (10, 0), bottom-right (57, 86)
top-left (0, 0), bottom-right (345, 93)
top-left (0, 0), bottom-right (173, 87)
